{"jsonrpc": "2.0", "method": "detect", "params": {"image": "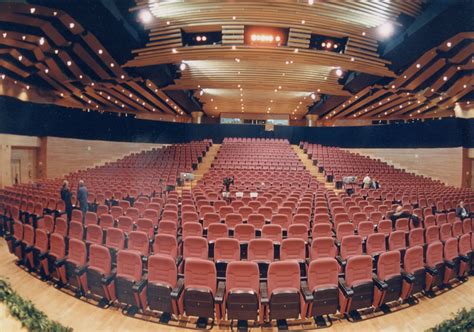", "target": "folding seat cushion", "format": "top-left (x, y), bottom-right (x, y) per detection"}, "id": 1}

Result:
top-left (115, 250), bottom-right (147, 310)
top-left (85, 212), bottom-right (98, 227)
top-left (265, 260), bottom-right (302, 320)
top-left (374, 250), bottom-right (402, 308)
top-left (310, 237), bottom-right (337, 261)
top-left (147, 254), bottom-right (182, 316)
top-left (377, 220), bottom-right (392, 236)
top-left (182, 222), bottom-right (203, 239)
top-left (304, 258), bottom-right (339, 319)
top-left (225, 213), bottom-right (243, 230)
top-left (408, 228), bottom-right (424, 247)
top-left (136, 218), bottom-right (154, 239)
top-left (247, 214), bottom-right (265, 230)
top-left (100, 214), bottom-right (115, 230)
top-left (181, 258), bottom-right (220, 320)
top-left (336, 222), bottom-right (354, 242)
top-left (234, 224), bottom-right (256, 243)
top-left (439, 223), bottom-right (452, 242)
top-left (288, 224), bottom-right (308, 242)
top-left (338, 255), bottom-right (375, 314)
top-left (86, 224), bottom-right (103, 246)
top-left (458, 234), bottom-right (472, 276)
top-left (117, 216), bottom-right (134, 233)
top-left (59, 238), bottom-right (88, 292)
top-left (44, 233), bottom-right (67, 281)
top-left (6, 221), bottom-right (24, 260)
top-left (424, 242), bottom-right (446, 292)
top-left (203, 213), bottom-right (220, 229)
top-left (425, 226), bottom-right (440, 244)
top-left (443, 238), bottom-right (461, 284)
top-left (262, 224), bottom-right (283, 244)
top-left (127, 231), bottom-right (150, 257)
top-left (69, 221), bottom-right (84, 240)
top-left (388, 231), bottom-right (407, 253)
top-left (54, 217), bottom-right (68, 237)
top-left (224, 261), bottom-right (262, 322)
